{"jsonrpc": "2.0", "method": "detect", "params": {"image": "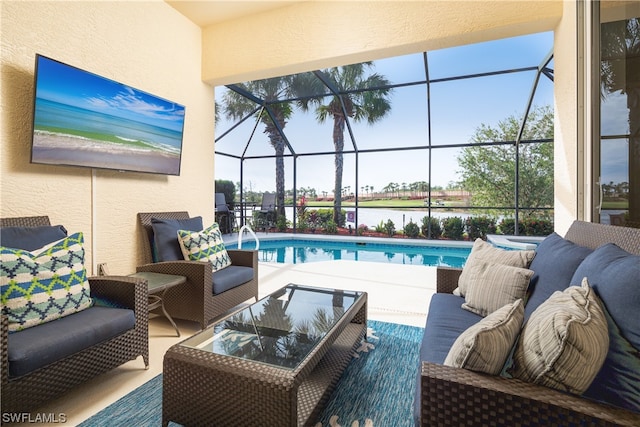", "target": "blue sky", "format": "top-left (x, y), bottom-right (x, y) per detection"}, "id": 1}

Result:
top-left (35, 55), bottom-right (185, 132)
